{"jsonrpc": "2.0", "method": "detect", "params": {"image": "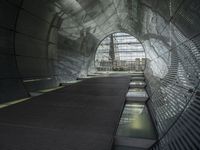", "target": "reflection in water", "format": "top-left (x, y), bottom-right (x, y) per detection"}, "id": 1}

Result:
top-left (117, 103), bottom-right (157, 139)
